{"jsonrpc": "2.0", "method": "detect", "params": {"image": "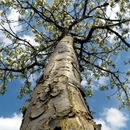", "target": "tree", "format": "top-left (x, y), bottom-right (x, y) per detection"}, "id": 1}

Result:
top-left (0, 0), bottom-right (130, 129)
